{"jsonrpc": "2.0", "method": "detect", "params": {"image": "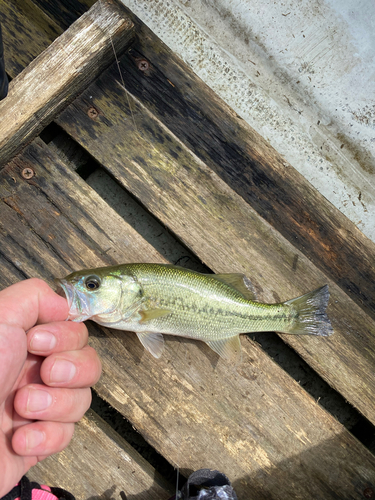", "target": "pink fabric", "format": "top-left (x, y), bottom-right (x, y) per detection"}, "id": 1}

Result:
top-left (14, 486), bottom-right (58, 500)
